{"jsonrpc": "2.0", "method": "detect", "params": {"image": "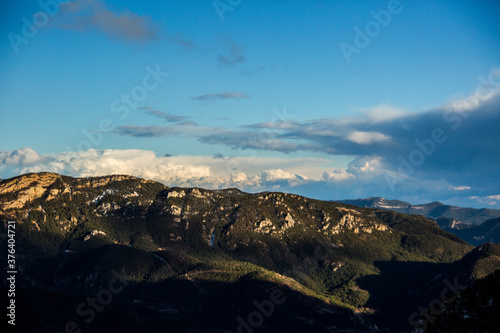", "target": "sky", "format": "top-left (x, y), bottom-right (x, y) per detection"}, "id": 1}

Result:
top-left (1, 0), bottom-right (500, 208)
